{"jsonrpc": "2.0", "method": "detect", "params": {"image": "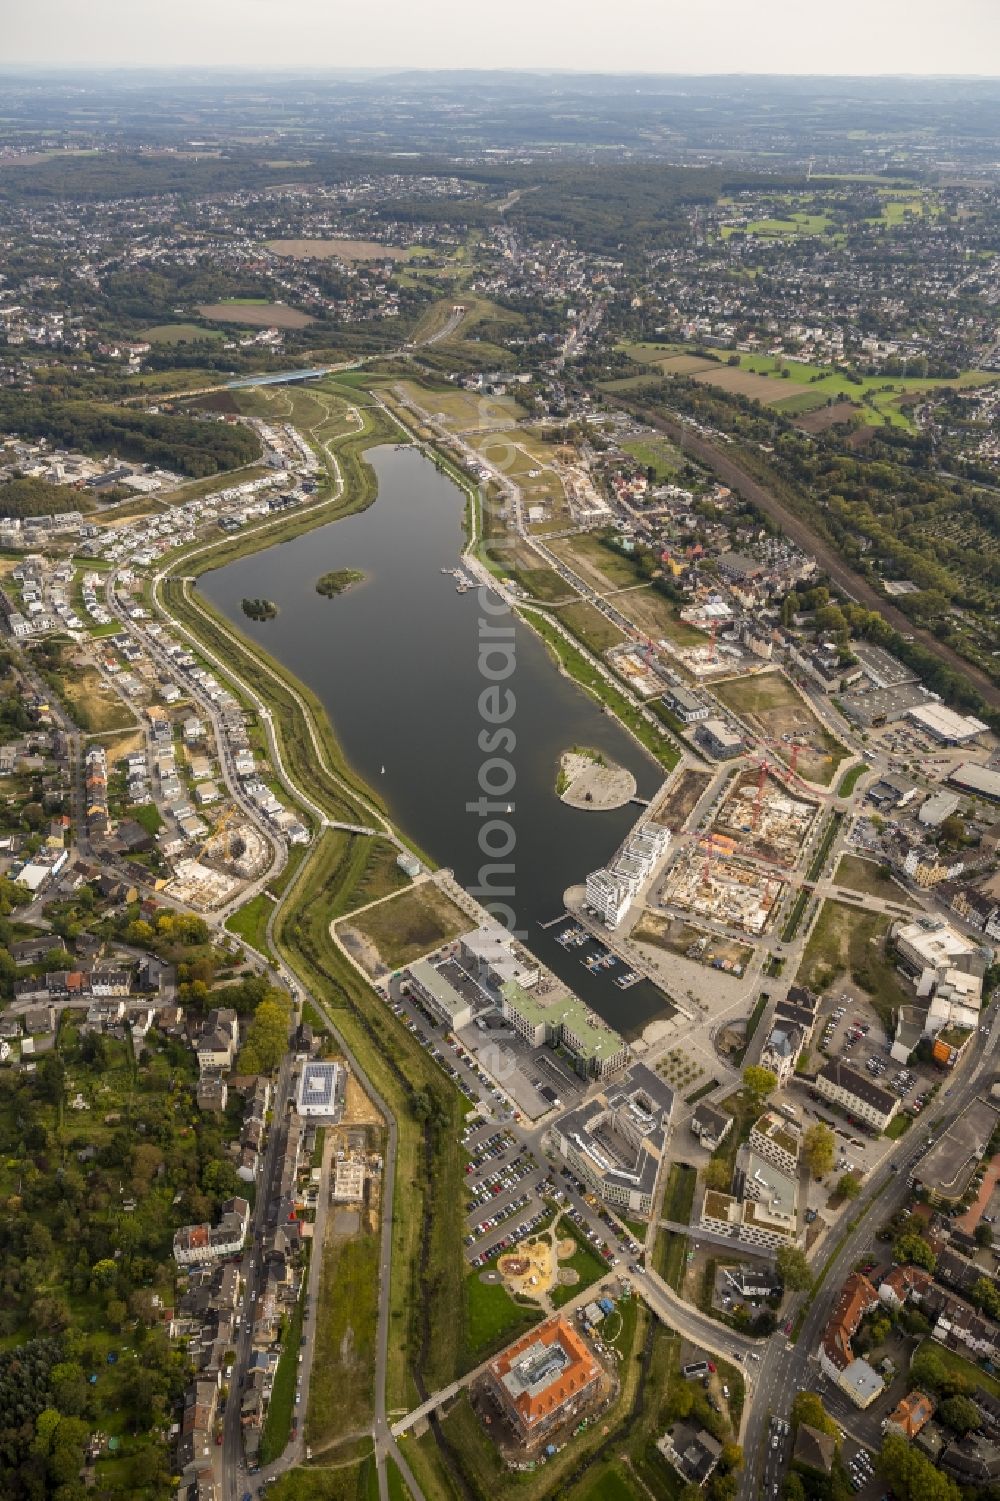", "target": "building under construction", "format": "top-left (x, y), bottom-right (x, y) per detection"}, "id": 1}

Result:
top-left (659, 842), bottom-right (784, 935)
top-left (712, 766), bottom-right (819, 869)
